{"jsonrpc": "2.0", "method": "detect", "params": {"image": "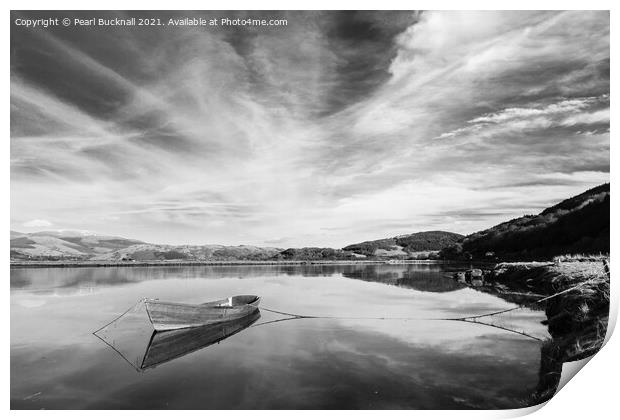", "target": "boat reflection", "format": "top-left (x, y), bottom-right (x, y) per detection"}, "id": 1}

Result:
top-left (95, 310), bottom-right (261, 371)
